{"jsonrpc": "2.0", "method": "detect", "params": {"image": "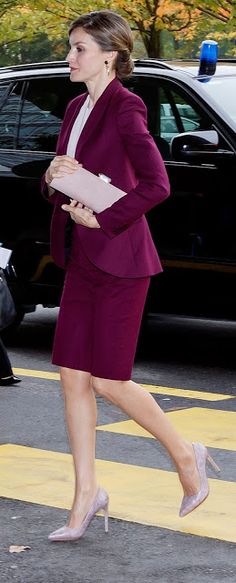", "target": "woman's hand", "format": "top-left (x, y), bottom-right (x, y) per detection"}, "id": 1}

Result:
top-left (61, 200), bottom-right (100, 229)
top-left (45, 155), bottom-right (81, 184)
